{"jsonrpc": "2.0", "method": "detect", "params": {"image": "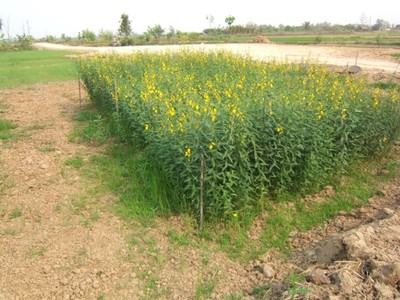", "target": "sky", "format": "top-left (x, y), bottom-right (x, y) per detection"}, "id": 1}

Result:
top-left (1, 0), bottom-right (399, 38)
